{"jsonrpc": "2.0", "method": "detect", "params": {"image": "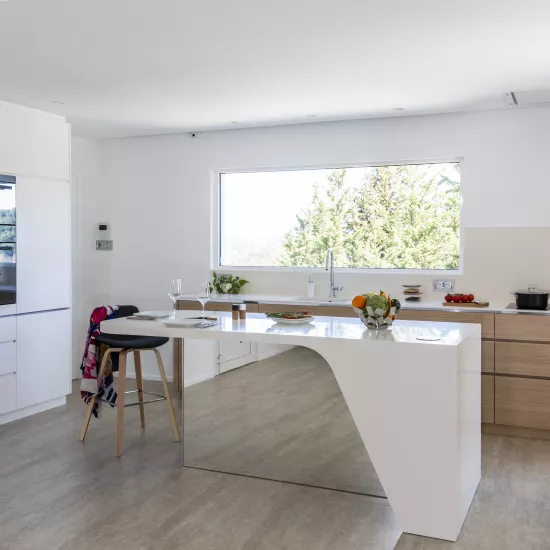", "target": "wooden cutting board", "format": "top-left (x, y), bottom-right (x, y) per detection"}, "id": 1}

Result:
top-left (442, 301), bottom-right (489, 308)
